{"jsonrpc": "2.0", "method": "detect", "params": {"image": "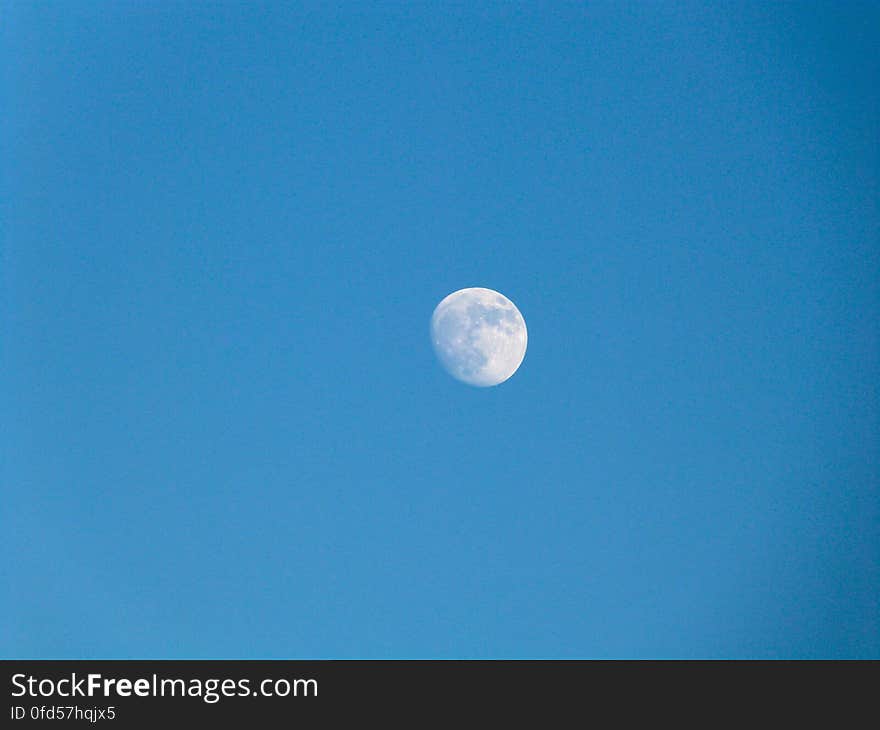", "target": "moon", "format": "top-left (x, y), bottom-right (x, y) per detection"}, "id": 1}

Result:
top-left (430, 287), bottom-right (528, 387)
